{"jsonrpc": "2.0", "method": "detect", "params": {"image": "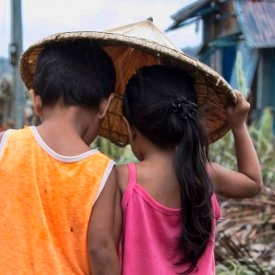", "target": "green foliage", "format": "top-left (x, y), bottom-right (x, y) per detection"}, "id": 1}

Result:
top-left (92, 136), bottom-right (137, 164)
top-left (250, 108), bottom-right (275, 186)
top-left (236, 50), bottom-right (249, 98)
top-left (209, 107), bottom-right (275, 188)
top-left (209, 131), bottom-right (236, 170)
